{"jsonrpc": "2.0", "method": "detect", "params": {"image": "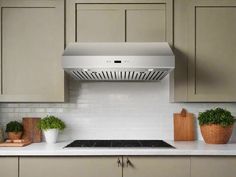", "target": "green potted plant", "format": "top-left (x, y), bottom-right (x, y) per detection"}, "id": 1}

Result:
top-left (5, 121), bottom-right (23, 140)
top-left (38, 115), bottom-right (66, 144)
top-left (198, 108), bottom-right (235, 144)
